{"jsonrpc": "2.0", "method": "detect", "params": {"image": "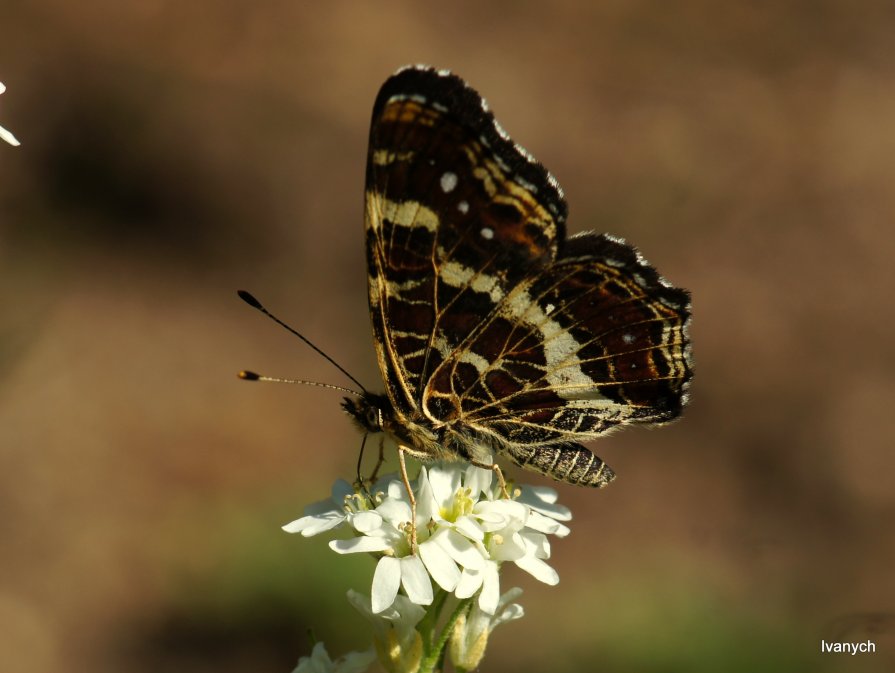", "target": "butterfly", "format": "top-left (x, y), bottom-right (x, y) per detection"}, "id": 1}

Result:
top-left (341, 65), bottom-right (692, 525)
